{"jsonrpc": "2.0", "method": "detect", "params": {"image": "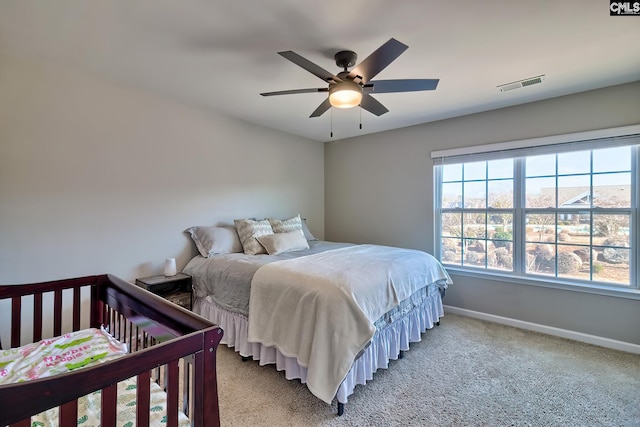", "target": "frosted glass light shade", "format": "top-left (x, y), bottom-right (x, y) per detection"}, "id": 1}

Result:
top-left (329, 81), bottom-right (362, 108)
